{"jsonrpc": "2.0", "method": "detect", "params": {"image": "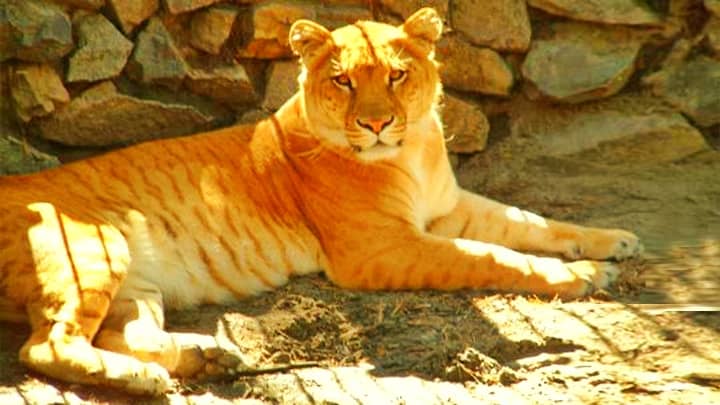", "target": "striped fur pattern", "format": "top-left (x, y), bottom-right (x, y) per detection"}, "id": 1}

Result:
top-left (0, 8), bottom-right (641, 395)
